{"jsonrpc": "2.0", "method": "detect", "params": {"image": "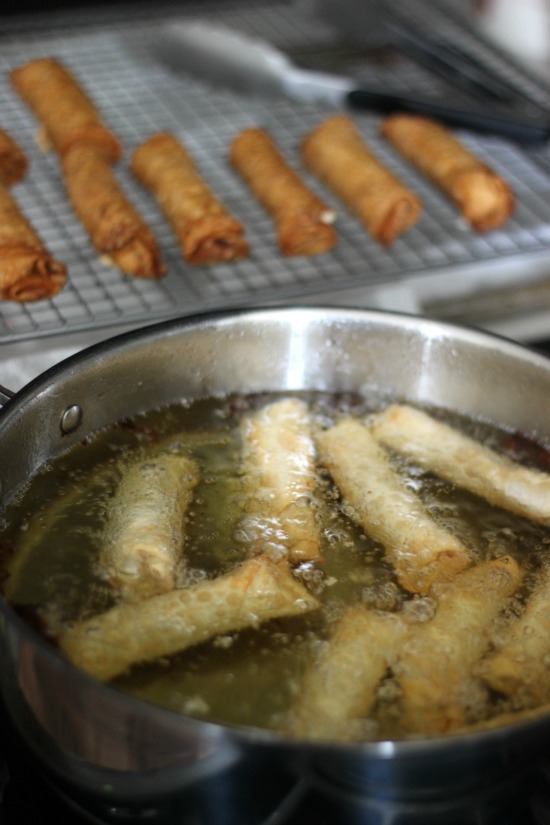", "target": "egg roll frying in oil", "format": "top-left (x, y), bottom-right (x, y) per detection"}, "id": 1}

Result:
top-left (292, 606), bottom-right (410, 741)
top-left (315, 418), bottom-right (471, 594)
top-left (100, 451), bottom-right (199, 602)
top-left (58, 554), bottom-right (320, 682)
top-left (480, 563), bottom-right (550, 707)
top-left (395, 555), bottom-right (522, 734)
top-left (372, 403), bottom-right (550, 526)
top-left (240, 398), bottom-right (322, 565)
